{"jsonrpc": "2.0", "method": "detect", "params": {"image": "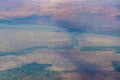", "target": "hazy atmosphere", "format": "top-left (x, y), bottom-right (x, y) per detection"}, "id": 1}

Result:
top-left (0, 0), bottom-right (120, 80)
